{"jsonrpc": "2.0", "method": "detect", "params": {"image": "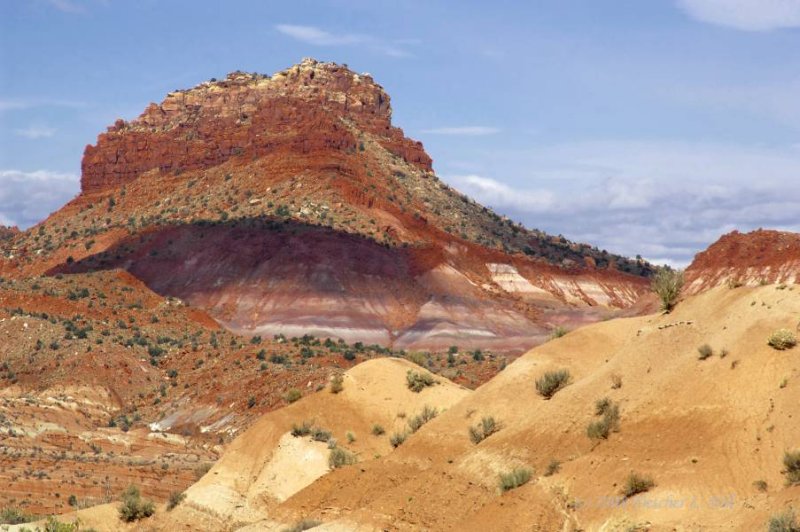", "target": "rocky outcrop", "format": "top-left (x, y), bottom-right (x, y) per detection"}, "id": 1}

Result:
top-left (0, 225), bottom-right (19, 241)
top-left (685, 229), bottom-right (800, 293)
top-left (81, 59), bottom-right (431, 193)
